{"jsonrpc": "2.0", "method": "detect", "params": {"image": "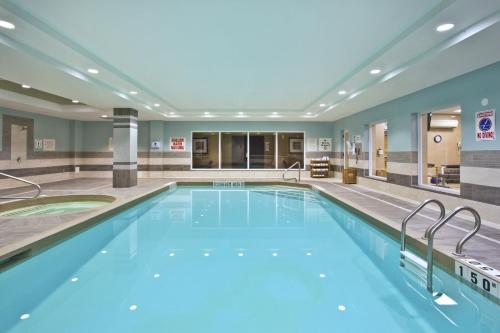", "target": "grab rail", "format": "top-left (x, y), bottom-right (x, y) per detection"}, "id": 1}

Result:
top-left (282, 161), bottom-right (301, 183)
top-left (426, 206), bottom-right (481, 292)
top-left (400, 199), bottom-right (445, 253)
top-left (0, 172), bottom-right (42, 200)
